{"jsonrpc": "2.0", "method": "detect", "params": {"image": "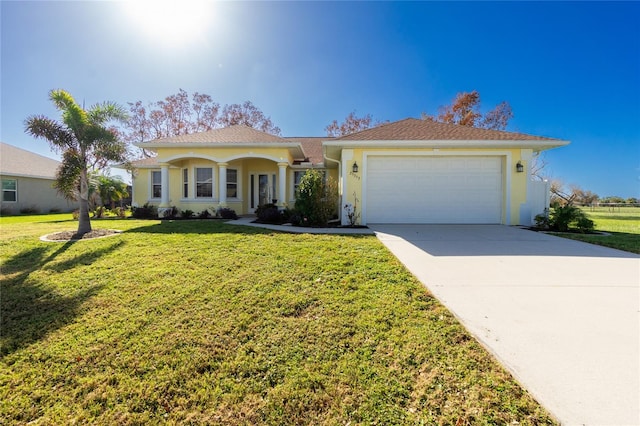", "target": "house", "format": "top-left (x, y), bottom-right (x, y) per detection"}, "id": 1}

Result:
top-left (130, 118), bottom-right (568, 225)
top-left (0, 142), bottom-right (74, 214)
